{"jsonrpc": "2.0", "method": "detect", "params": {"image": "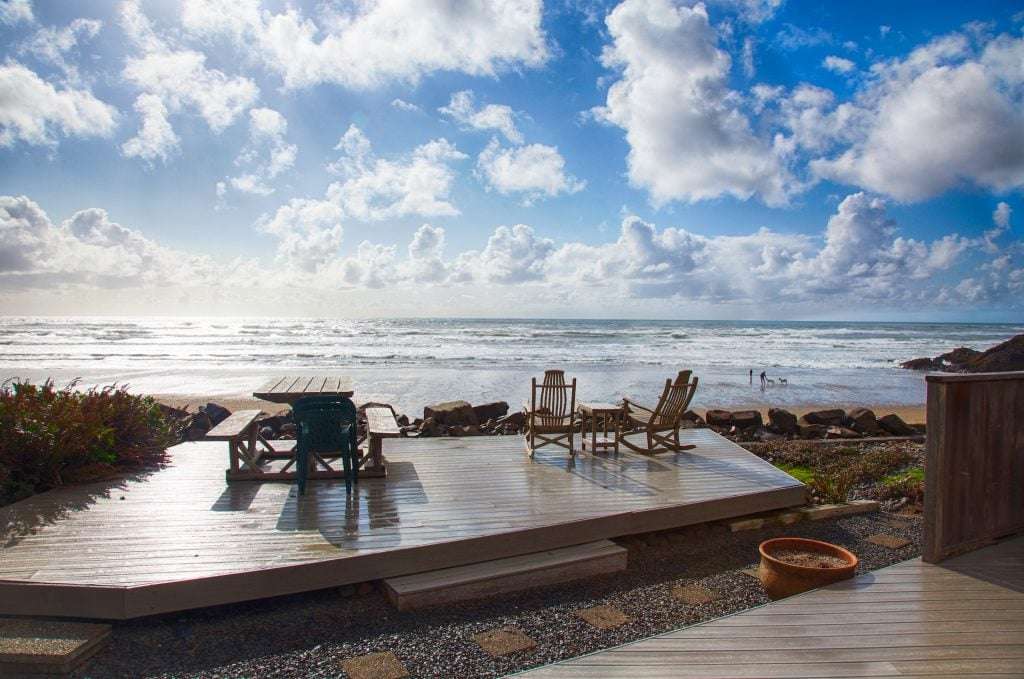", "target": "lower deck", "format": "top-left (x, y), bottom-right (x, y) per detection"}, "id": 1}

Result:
top-left (0, 429), bottom-right (803, 619)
